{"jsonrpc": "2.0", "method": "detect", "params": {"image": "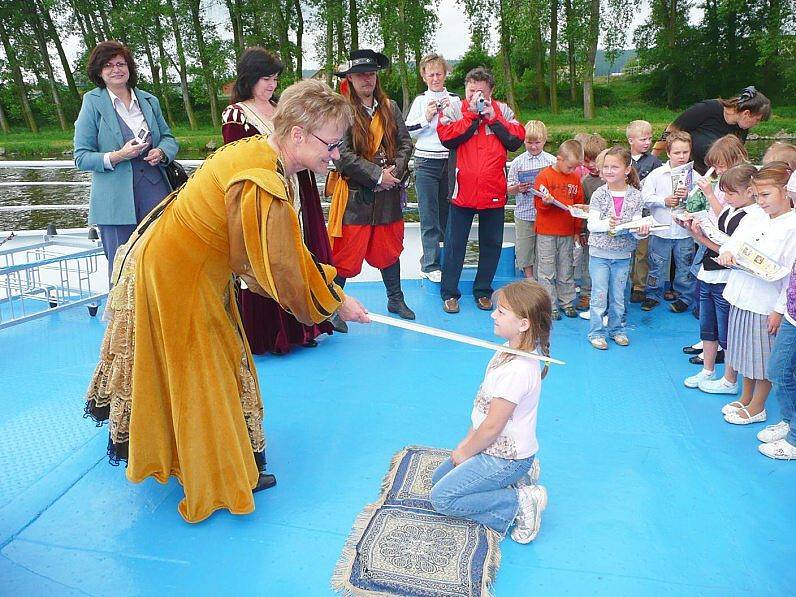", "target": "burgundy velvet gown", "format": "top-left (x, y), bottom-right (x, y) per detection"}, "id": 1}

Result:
top-left (222, 102), bottom-right (334, 354)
